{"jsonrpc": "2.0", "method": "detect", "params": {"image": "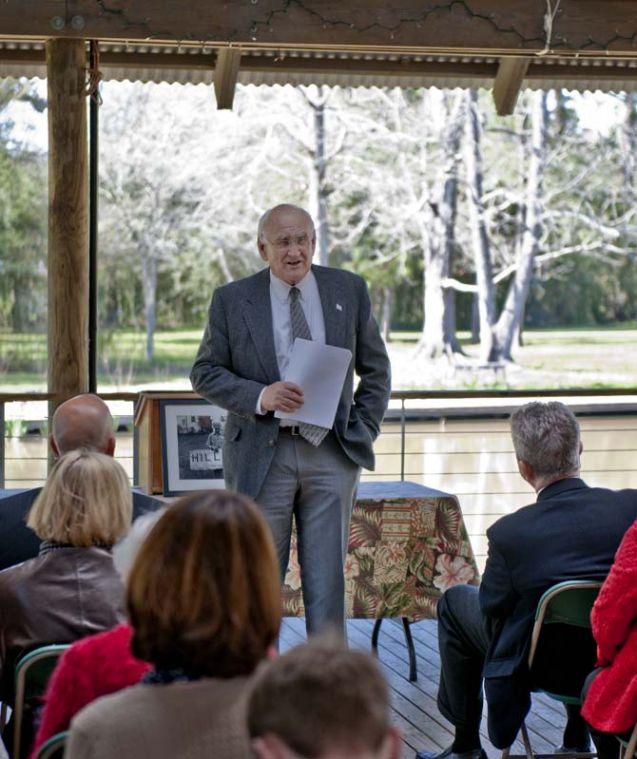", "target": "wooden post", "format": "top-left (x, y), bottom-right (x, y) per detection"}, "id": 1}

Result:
top-left (47, 39), bottom-right (89, 424)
